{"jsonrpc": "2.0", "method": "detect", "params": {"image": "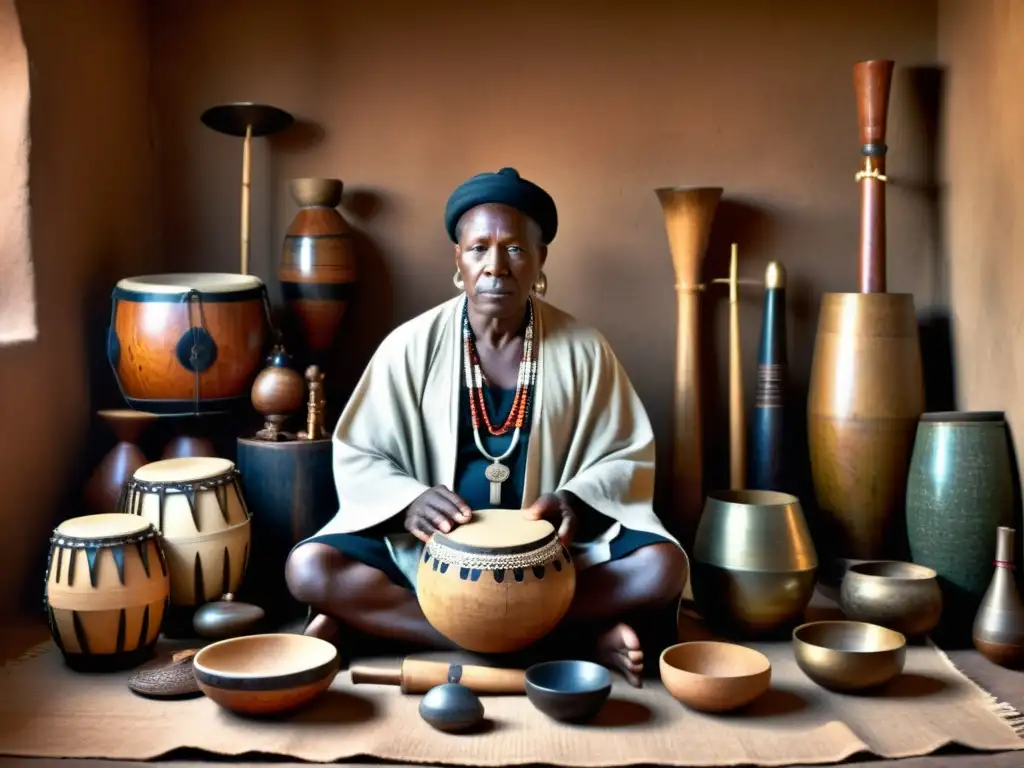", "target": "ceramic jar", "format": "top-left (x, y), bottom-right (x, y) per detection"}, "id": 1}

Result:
top-left (906, 411), bottom-right (1015, 624)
